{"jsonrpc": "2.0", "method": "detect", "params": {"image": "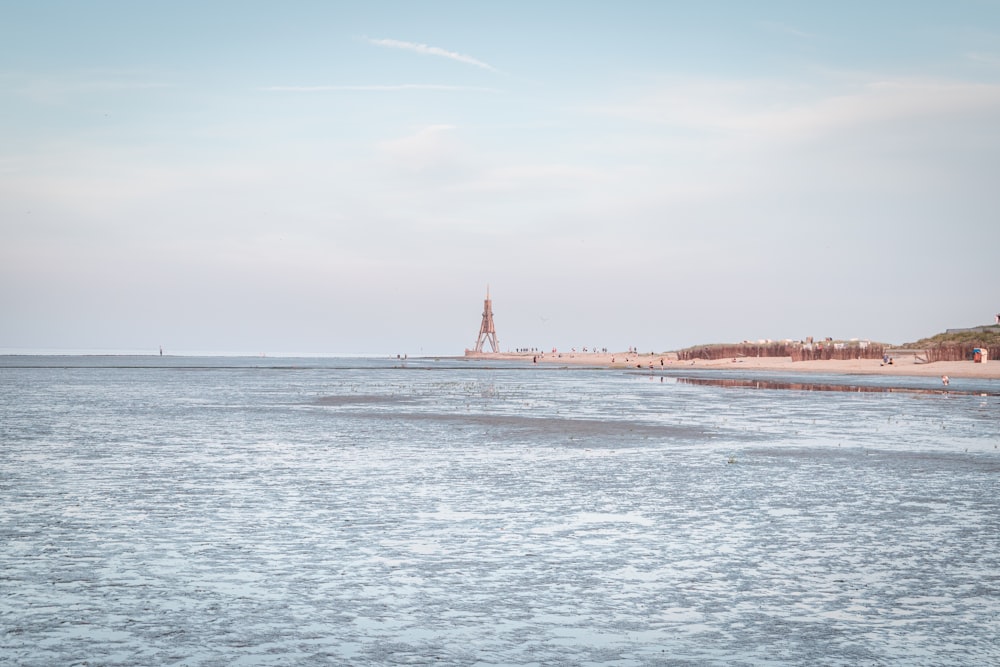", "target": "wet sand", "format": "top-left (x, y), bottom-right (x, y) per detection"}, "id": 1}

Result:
top-left (467, 351), bottom-right (1000, 380)
top-left (5, 356), bottom-right (998, 664)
